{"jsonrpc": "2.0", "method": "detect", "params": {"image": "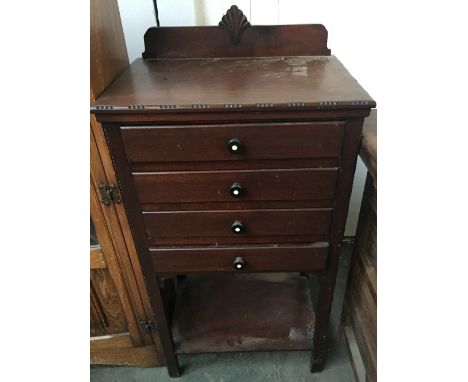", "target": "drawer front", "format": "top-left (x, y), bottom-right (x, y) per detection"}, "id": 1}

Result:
top-left (151, 244), bottom-right (329, 274)
top-left (122, 122), bottom-right (344, 163)
top-left (134, 168), bottom-right (338, 204)
top-left (143, 208), bottom-right (332, 244)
